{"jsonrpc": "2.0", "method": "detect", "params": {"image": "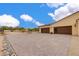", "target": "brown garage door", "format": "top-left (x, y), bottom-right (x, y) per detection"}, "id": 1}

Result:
top-left (54, 26), bottom-right (72, 34)
top-left (41, 28), bottom-right (50, 33)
